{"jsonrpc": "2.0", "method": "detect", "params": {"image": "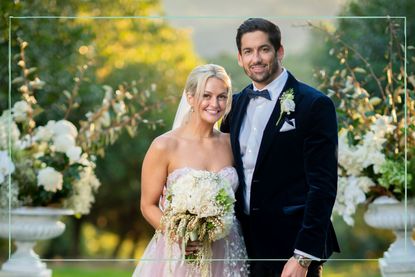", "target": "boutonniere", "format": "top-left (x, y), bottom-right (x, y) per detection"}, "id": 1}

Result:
top-left (276, 88), bottom-right (295, 126)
